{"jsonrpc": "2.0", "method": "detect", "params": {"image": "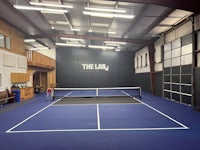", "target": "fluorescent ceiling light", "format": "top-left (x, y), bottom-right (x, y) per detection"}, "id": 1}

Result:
top-left (60, 37), bottom-right (84, 41)
top-left (56, 42), bottom-right (85, 47)
top-left (49, 21), bottom-right (69, 25)
top-left (83, 11), bottom-right (134, 19)
top-left (30, 2), bottom-right (73, 8)
top-left (108, 31), bottom-right (116, 34)
top-left (88, 29), bottom-right (93, 32)
top-left (85, 7), bottom-right (126, 13)
top-left (115, 49), bottom-right (121, 51)
top-left (88, 45), bottom-right (114, 50)
top-left (14, 5), bottom-right (68, 13)
top-left (71, 28), bottom-right (80, 31)
top-left (24, 39), bottom-right (36, 42)
top-left (91, 23), bottom-right (109, 27)
top-left (55, 21), bottom-right (69, 25)
top-left (104, 41), bottom-right (127, 45)
top-left (40, 11), bottom-right (65, 14)
top-left (105, 43), bottom-right (120, 47)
